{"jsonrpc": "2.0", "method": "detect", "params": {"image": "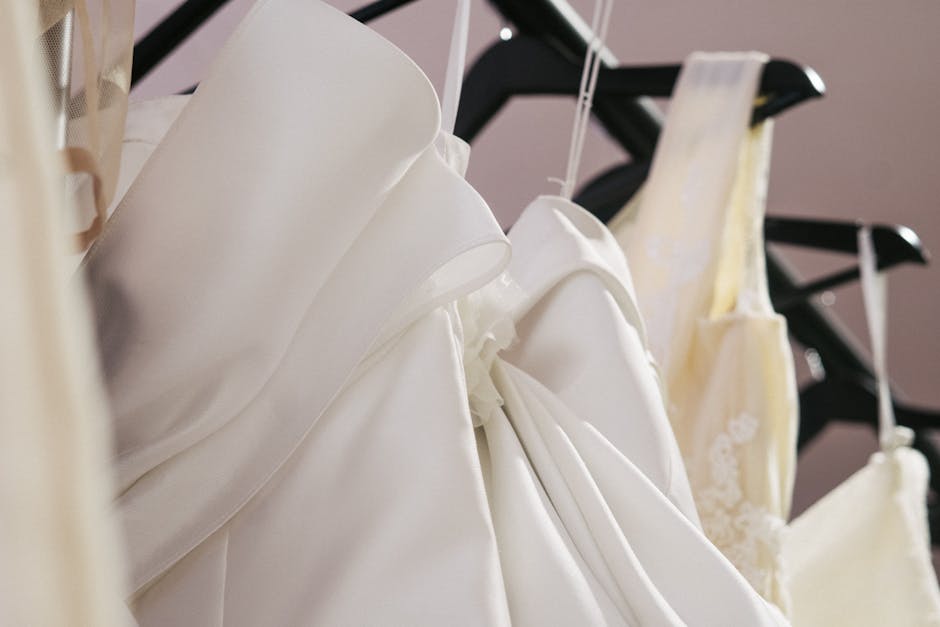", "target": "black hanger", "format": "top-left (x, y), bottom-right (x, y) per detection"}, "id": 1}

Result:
top-left (351, 0), bottom-right (420, 23)
top-left (781, 220), bottom-right (934, 442)
top-left (485, 0), bottom-right (664, 158)
top-left (767, 253), bottom-right (940, 436)
top-left (768, 218), bottom-right (929, 310)
top-left (455, 35), bottom-right (823, 144)
top-left (567, 161), bottom-right (928, 300)
top-left (799, 378), bottom-right (940, 446)
top-left (132, 0), bottom-right (420, 87)
top-left (132, 0), bottom-right (231, 87)
top-left (799, 375), bottom-right (940, 539)
top-left (575, 163), bottom-right (929, 307)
